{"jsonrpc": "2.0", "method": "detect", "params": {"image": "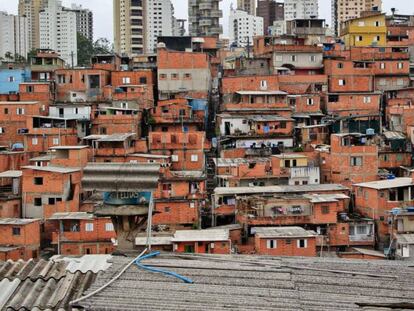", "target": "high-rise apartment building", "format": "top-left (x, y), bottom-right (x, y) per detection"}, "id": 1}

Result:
top-left (284, 0), bottom-right (318, 21)
top-left (146, 0), bottom-right (175, 53)
top-left (332, 0), bottom-right (382, 35)
top-left (114, 0), bottom-right (146, 55)
top-left (39, 0), bottom-right (77, 66)
top-left (229, 9), bottom-right (264, 47)
top-left (18, 0), bottom-right (47, 50)
top-left (237, 0), bottom-right (256, 16)
top-left (69, 4), bottom-right (93, 41)
top-left (256, 0), bottom-right (284, 34)
top-left (189, 0), bottom-right (223, 37)
top-left (0, 11), bottom-right (30, 59)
